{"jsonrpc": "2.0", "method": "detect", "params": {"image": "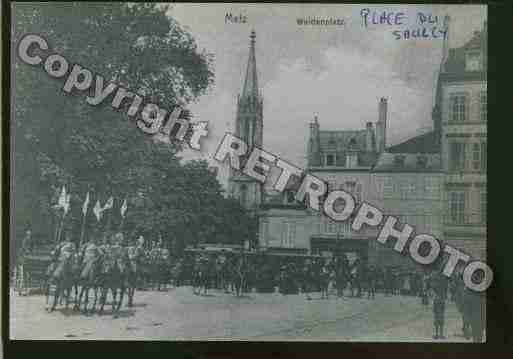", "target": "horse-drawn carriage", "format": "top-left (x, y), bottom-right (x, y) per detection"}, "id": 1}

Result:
top-left (14, 247), bottom-right (53, 296)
